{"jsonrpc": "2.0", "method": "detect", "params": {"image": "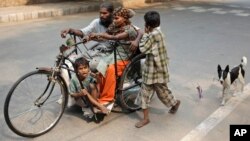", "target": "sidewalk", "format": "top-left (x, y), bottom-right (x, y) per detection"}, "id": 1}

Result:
top-left (0, 1), bottom-right (101, 23)
top-left (0, 0), bottom-right (167, 23)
